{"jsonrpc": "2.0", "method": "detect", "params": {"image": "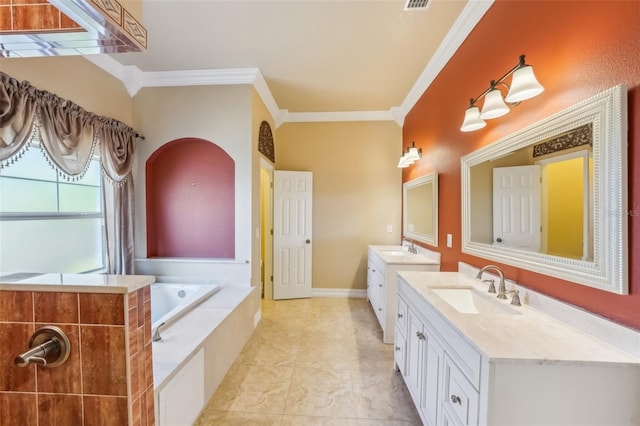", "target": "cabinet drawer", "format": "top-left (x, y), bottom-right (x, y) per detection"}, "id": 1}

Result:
top-left (396, 296), bottom-right (408, 331)
top-left (442, 354), bottom-right (479, 426)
